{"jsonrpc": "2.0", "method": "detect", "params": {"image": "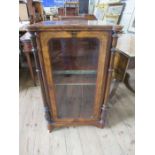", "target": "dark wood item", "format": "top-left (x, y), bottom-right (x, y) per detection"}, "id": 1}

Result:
top-left (58, 8), bottom-right (77, 16)
top-left (27, 20), bottom-right (122, 132)
top-left (58, 14), bottom-right (97, 20)
top-left (111, 52), bottom-right (135, 94)
top-left (124, 72), bottom-right (135, 93)
top-left (19, 28), bottom-right (37, 85)
top-left (58, 7), bottom-right (65, 16)
top-left (20, 0), bottom-right (44, 85)
top-left (64, 1), bottom-right (79, 16)
top-left (27, 0), bottom-right (44, 24)
top-left (20, 32), bottom-right (36, 85)
top-left (58, 7), bottom-right (78, 16)
top-left (110, 34), bottom-right (135, 98)
top-left (58, 2), bottom-right (79, 16)
top-left (111, 34), bottom-right (135, 94)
